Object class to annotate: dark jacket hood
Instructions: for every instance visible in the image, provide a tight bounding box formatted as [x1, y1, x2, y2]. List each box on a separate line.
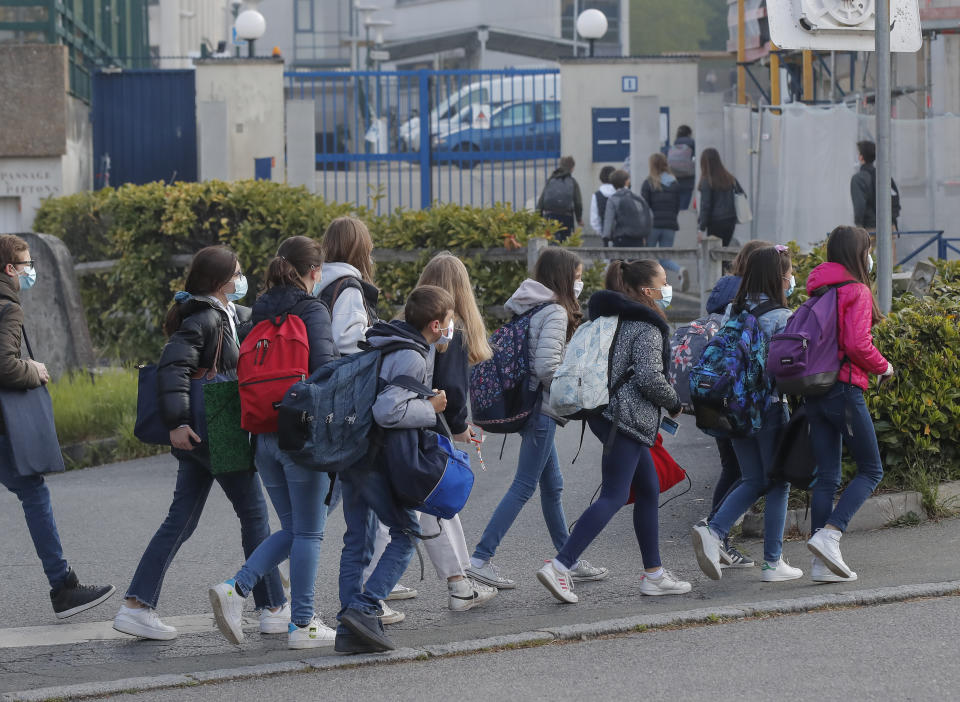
[252, 285, 313, 320]
[549, 167, 573, 180]
[365, 320, 429, 354]
[588, 290, 670, 337]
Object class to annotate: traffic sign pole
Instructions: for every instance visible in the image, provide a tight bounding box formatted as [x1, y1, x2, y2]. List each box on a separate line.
[877, 0, 894, 313]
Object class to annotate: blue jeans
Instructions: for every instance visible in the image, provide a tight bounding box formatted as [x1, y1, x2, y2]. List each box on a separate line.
[473, 412, 569, 562]
[234, 434, 328, 627]
[556, 416, 661, 570]
[0, 435, 70, 589]
[648, 227, 681, 273]
[677, 186, 694, 210]
[338, 466, 420, 617]
[806, 383, 884, 532]
[126, 453, 284, 610]
[710, 403, 790, 563]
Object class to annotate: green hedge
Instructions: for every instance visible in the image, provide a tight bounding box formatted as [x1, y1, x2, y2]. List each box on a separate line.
[34, 181, 572, 361]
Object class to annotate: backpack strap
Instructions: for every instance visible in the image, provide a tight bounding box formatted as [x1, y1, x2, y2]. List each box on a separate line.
[811, 281, 857, 383]
[747, 299, 785, 320]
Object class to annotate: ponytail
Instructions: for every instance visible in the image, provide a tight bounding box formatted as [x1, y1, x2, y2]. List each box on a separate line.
[264, 236, 323, 294]
[604, 259, 664, 319]
[163, 246, 238, 337]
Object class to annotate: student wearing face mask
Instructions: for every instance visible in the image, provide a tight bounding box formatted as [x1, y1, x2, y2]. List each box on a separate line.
[691, 246, 800, 584]
[209, 236, 340, 649]
[0, 235, 115, 620]
[115, 246, 285, 641]
[537, 260, 691, 604]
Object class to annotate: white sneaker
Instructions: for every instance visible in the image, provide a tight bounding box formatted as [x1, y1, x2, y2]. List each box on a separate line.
[811, 557, 858, 583]
[569, 559, 609, 582]
[379, 600, 405, 625]
[113, 605, 178, 641]
[465, 561, 516, 590]
[288, 617, 336, 649]
[208, 581, 246, 644]
[536, 562, 578, 604]
[761, 558, 804, 582]
[448, 578, 498, 612]
[385, 583, 418, 601]
[807, 528, 854, 578]
[639, 570, 692, 596]
[259, 602, 291, 634]
[691, 523, 723, 580]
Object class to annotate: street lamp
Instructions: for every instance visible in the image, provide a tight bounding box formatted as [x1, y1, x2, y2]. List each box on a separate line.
[364, 18, 393, 70]
[576, 9, 608, 58]
[354, 3, 379, 69]
[235, 9, 266, 58]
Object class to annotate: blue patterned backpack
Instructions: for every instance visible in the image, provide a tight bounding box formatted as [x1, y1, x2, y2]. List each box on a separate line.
[469, 303, 551, 434]
[688, 300, 782, 438]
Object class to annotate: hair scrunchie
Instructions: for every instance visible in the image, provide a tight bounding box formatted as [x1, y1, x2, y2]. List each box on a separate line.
[174, 291, 191, 303]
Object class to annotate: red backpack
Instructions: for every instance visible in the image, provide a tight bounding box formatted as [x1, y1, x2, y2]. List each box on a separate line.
[238, 305, 311, 434]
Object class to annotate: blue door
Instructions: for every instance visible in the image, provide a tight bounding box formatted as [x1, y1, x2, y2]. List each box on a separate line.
[93, 70, 197, 188]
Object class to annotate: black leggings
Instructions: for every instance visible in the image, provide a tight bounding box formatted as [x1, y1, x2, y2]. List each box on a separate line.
[707, 219, 738, 246]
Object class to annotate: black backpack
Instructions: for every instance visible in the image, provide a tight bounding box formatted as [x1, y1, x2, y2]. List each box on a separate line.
[318, 276, 379, 325]
[770, 404, 817, 489]
[594, 189, 610, 228]
[541, 176, 575, 214]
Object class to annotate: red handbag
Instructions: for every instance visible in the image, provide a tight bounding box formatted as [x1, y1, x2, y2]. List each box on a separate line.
[627, 433, 687, 505]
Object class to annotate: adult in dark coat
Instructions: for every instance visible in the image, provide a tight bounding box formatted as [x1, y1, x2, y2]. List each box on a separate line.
[0, 235, 115, 620]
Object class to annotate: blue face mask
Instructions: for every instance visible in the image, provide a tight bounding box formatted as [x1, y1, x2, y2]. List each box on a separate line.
[312, 280, 323, 297]
[786, 274, 796, 298]
[227, 274, 247, 302]
[18, 265, 36, 292]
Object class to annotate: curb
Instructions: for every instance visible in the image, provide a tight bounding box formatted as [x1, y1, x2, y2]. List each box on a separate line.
[5, 580, 959, 701]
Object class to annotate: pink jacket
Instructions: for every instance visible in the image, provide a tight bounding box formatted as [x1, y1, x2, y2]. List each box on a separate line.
[806, 262, 889, 391]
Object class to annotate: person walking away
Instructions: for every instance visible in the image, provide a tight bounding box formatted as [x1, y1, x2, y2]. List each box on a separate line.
[467, 248, 607, 588]
[538, 155, 583, 244]
[209, 236, 339, 649]
[537, 260, 691, 604]
[115, 246, 285, 641]
[669, 125, 697, 210]
[335, 286, 453, 654]
[701, 239, 771, 569]
[589, 165, 617, 240]
[602, 169, 653, 248]
[850, 140, 901, 260]
[804, 225, 892, 583]
[641, 153, 690, 291]
[697, 148, 740, 247]
[316, 217, 418, 618]
[0, 235, 115, 619]
[691, 246, 800, 583]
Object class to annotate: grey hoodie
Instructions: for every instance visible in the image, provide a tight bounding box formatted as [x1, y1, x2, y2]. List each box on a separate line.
[366, 320, 437, 430]
[317, 261, 369, 355]
[504, 279, 570, 424]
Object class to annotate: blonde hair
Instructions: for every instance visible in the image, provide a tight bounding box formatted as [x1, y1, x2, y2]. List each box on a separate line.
[648, 152, 670, 191]
[416, 253, 493, 365]
[321, 216, 375, 283]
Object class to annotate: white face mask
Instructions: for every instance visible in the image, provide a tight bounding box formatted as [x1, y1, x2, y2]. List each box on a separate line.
[573, 280, 584, 298]
[868, 254, 874, 273]
[439, 320, 455, 344]
[653, 284, 673, 310]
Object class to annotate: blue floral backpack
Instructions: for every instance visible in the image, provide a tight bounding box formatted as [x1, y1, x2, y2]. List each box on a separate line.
[688, 300, 782, 438]
[469, 303, 551, 434]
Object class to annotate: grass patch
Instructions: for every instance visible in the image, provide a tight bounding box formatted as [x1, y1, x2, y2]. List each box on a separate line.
[48, 367, 164, 469]
[886, 511, 923, 528]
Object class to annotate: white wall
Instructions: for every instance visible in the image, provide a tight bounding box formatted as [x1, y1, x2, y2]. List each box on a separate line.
[62, 97, 92, 196]
[0, 158, 64, 232]
[195, 59, 286, 182]
[560, 58, 700, 189]
[151, 0, 232, 69]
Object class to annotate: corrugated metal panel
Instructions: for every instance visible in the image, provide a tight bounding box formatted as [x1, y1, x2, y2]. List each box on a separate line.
[93, 69, 197, 188]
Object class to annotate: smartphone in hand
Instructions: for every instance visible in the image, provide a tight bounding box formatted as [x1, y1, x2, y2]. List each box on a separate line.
[660, 416, 680, 436]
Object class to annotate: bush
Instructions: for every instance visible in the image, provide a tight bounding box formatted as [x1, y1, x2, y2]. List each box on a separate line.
[35, 181, 565, 360]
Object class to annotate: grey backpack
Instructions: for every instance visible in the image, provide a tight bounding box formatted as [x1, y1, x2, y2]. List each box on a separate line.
[541, 176, 575, 214]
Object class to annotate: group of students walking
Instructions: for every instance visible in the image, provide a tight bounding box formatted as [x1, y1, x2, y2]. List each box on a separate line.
[0, 216, 890, 651]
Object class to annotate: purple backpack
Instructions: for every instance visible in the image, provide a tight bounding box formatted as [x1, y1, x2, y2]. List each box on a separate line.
[767, 282, 853, 396]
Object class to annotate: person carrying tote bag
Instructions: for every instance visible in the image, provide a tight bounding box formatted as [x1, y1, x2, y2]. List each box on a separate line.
[0, 234, 115, 620]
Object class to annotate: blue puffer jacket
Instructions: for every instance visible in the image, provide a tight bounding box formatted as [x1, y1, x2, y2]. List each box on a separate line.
[248, 286, 339, 373]
[706, 275, 741, 315]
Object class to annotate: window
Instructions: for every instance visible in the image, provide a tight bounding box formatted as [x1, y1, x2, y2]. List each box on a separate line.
[541, 102, 560, 121]
[0, 6, 48, 22]
[491, 104, 534, 128]
[295, 0, 314, 32]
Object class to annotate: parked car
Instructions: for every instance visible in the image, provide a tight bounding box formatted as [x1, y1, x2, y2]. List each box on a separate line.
[433, 100, 560, 168]
[398, 75, 560, 151]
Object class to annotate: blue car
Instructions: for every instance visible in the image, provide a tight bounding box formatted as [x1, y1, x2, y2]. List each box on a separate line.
[434, 101, 560, 168]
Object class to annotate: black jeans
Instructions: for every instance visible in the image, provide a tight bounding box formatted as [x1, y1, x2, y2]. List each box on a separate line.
[709, 437, 742, 520]
[707, 218, 738, 246]
[543, 212, 575, 243]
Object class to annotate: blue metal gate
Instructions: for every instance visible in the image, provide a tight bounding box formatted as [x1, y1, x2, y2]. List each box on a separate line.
[93, 69, 197, 189]
[285, 69, 561, 212]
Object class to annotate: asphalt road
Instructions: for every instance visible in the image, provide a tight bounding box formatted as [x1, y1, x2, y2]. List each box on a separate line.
[107, 595, 960, 702]
[1, 414, 959, 695]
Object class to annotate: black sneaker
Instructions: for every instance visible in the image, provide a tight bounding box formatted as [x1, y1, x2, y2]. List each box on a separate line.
[340, 607, 395, 652]
[724, 545, 756, 568]
[50, 569, 116, 619]
[334, 626, 380, 654]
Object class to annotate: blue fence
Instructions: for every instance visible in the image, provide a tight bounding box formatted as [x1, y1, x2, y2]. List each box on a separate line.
[895, 230, 960, 267]
[284, 68, 562, 212]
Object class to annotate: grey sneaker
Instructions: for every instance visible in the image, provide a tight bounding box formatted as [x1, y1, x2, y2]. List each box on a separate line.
[465, 561, 516, 590]
[721, 544, 755, 568]
[569, 559, 609, 582]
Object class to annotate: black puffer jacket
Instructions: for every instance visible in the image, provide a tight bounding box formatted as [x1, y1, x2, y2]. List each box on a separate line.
[698, 180, 739, 232]
[248, 286, 338, 374]
[432, 329, 469, 436]
[158, 298, 249, 431]
[641, 176, 681, 231]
